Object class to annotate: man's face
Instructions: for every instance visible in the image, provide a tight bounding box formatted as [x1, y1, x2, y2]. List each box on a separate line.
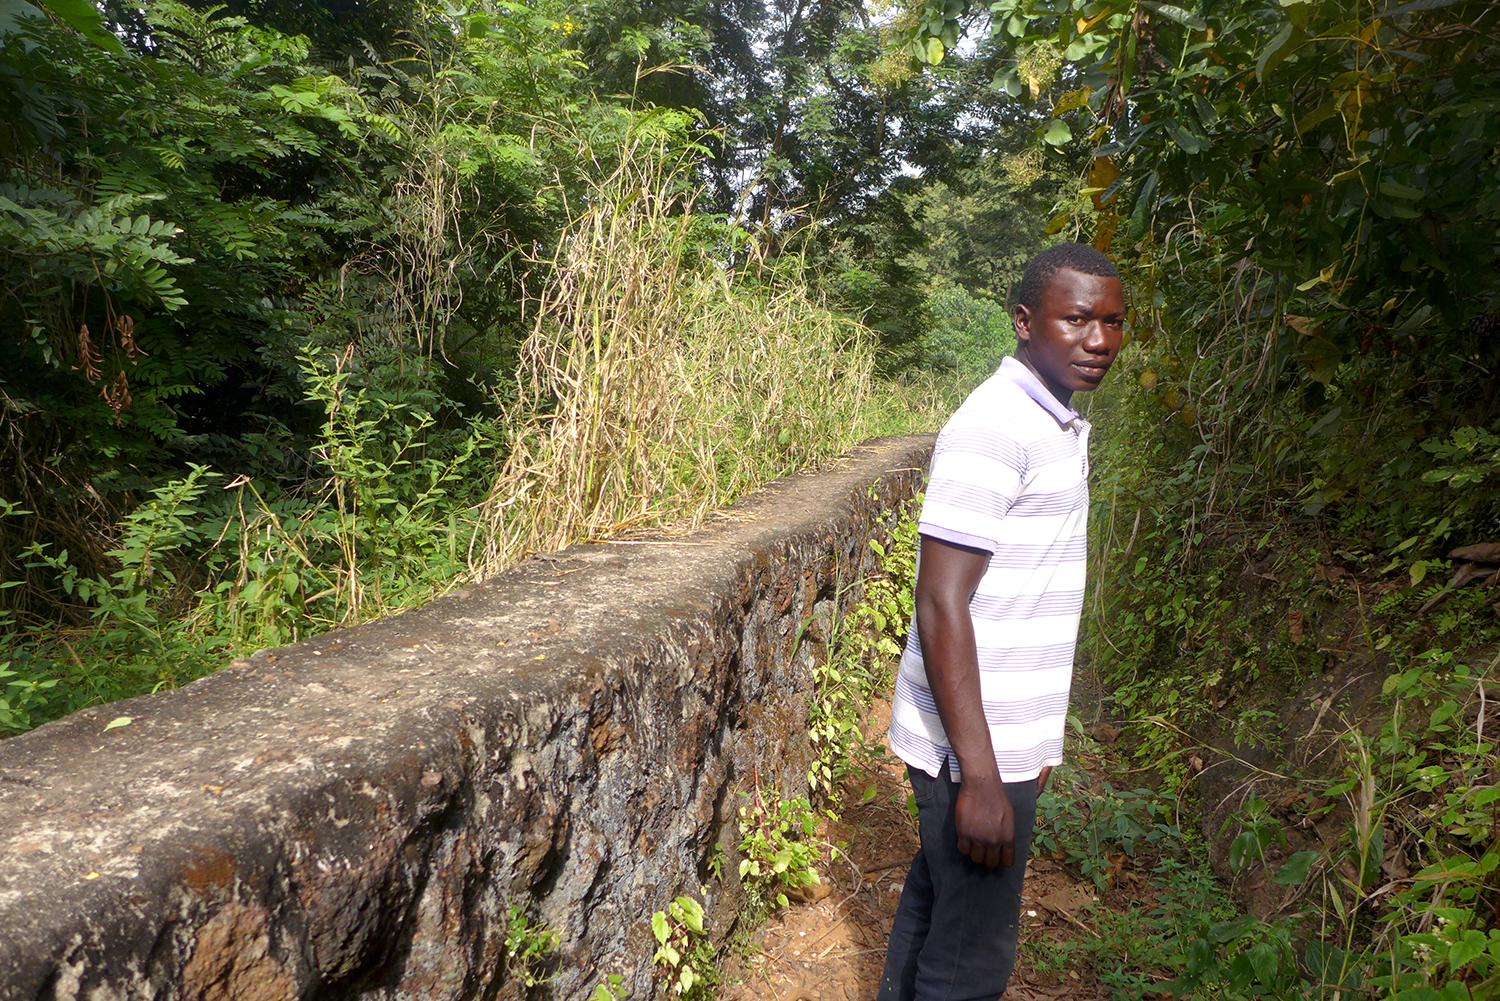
[1013, 267, 1125, 403]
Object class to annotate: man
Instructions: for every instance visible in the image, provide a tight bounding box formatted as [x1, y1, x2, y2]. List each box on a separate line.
[878, 242, 1125, 1001]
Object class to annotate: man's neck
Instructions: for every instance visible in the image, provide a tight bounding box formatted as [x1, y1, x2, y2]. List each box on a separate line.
[1014, 348, 1073, 407]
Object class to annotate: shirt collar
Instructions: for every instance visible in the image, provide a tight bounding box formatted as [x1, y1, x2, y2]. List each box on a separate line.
[996, 356, 1081, 426]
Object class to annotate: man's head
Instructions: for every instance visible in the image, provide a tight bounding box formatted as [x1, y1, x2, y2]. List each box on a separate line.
[1012, 242, 1125, 405]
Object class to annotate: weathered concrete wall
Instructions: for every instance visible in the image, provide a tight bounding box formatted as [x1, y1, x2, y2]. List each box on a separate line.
[0, 435, 934, 1001]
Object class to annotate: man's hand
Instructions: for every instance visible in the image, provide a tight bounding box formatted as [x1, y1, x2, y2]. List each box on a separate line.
[1038, 765, 1053, 794]
[955, 775, 1016, 868]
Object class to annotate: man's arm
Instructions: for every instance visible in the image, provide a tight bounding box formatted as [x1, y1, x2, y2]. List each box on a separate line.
[914, 534, 1016, 868]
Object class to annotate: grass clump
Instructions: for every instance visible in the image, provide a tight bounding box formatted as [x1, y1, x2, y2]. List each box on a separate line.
[477, 138, 893, 571]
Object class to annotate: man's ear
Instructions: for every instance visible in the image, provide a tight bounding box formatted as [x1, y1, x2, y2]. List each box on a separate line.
[1013, 303, 1032, 343]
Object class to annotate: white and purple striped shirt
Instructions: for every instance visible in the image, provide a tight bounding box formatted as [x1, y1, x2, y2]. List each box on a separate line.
[889, 356, 1091, 783]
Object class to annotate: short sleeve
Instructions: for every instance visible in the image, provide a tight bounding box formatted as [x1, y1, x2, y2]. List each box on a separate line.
[917, 422, 1026, 554]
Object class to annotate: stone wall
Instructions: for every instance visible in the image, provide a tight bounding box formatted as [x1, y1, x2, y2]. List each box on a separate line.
[0, 435, 934, 1001]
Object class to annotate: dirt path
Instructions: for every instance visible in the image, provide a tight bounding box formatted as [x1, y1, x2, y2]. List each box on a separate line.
[718, 699, 1138, 1001]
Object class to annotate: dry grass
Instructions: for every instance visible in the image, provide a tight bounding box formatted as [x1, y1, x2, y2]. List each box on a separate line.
[473, 139, 929, 573]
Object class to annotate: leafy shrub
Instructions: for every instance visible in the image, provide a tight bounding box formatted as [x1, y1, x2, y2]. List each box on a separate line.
[503, 901, 559, 990]
[737, 790, 828, 915]
[918, 281, 1017, 388]
[808, 511, 917, 799]
[1033, 759, 1184, 892]
[651, 896, 715, 998]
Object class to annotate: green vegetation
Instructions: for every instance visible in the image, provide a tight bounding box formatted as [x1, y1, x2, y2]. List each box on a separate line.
[1033, 761, 1185, 894]
[503, 900, 560, 990]
[736, 790, 829, 916]
[589, 972, 630, 1001]
[1031, 644, 1500, 999]
[892, 1, 1500, 996]
[809, 514, 918, 800]
[652, 895, 715, 998]
[905, 0, 1500, 576]
[1025, 757, 1247, 997]
[1, 0, 1003, 732]
[637, 505, 919, 991]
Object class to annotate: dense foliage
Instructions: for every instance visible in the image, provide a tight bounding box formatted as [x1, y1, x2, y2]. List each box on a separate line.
[3, 0, 1036, 732]
[1, 0, 595, 596]
[904, 2, 1500, 997]
[911, 0, 1500, 552]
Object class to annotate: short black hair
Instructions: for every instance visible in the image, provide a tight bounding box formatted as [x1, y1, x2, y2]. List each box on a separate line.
[1014, 242, 1118, 310]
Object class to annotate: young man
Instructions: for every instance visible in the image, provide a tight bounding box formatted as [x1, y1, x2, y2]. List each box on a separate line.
[878, 242, 1125, 1001]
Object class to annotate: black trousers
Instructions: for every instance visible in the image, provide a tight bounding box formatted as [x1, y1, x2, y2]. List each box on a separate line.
[876, 765, 1039, 1001]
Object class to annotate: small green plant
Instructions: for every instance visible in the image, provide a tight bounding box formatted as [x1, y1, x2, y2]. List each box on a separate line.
[0, 494, 57, 731]
[1230, 705, 1281, 749]
[1028, 772, 1323, 998]
[705, 842, 726, 882]
[808, 512, 917, 800]
[1032, 762, 1182, 892]
[1121, 642, 1499, 1000]
[737, 786, 828, 913]
[5, 469, 233, 727]
[0, 659, 57, 734]
[1166, 912, 1307, 998]
[503, 900, 558, 989]
[651, 895, 715, 998]
[589, 973, 629, 1000]
[1221, 797, 1287, 875]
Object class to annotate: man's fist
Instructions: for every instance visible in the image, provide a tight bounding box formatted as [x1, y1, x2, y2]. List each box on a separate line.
[954, 776, 1016, 868]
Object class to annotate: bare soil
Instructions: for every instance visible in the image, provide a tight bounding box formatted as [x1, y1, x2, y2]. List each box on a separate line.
[718, 698, 1152, 1001]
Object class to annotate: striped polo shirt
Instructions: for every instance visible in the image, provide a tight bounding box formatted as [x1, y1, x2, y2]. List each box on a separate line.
[889, 356, 1091, 783]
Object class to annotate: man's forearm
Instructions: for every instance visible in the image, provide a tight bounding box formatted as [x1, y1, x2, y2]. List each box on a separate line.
[916, 592, 997, 782]
[913, 534, 1016, 866]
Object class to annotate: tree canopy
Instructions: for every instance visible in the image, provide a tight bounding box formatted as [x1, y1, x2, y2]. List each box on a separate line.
[904, 0, 1500, 553]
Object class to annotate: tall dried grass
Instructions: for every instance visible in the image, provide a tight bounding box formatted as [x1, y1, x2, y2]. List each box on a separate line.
[474, 141, 893, 573]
